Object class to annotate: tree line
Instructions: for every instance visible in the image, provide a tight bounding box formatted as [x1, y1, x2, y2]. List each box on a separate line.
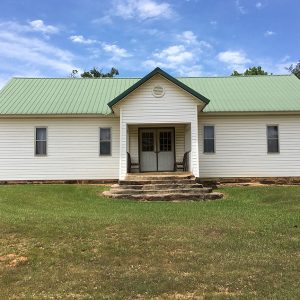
[70, 61, 300, 79]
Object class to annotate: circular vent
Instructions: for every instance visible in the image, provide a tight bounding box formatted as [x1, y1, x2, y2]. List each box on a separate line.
[152, 85, 165, 97]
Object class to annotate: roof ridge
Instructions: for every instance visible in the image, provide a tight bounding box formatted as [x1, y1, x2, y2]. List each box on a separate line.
[11, 74, 293, 80]
[11, 77, 142, 80]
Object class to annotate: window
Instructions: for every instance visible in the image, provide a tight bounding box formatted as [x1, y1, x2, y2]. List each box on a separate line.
[35, 127, 47, 156]
[204, 125, 215, 153]
[159, 131, 172, 151]
[100, 128, 111, 155]
[267, 125, 279, 153]
[142, 132, 154, 152]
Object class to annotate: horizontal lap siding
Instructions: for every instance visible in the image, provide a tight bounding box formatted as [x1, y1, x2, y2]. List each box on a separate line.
[120, 74, 198, 124]
[0, 118, 120, 180]
[199, 115, 300, 177]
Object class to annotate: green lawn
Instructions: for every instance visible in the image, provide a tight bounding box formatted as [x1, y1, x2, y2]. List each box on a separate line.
[0, 185, 299, 299]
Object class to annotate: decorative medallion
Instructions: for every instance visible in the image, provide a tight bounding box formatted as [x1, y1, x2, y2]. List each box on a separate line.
[152, 85, 165, 97]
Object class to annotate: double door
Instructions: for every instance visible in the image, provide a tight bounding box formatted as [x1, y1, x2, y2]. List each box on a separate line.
[139, 128, 175, 172]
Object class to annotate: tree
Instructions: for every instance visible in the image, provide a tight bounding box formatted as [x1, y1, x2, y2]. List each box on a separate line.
[231, 66, 268, 76]
[70, 67, 119, 78]
[287, 61, 300, 79]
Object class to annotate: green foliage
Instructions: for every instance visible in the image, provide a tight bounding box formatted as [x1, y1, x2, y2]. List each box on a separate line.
[0, 185, 300, 299]
[231, 70, 242, 76]
[287, 61, 300, 79]
[70, 67, 119, 78]
[231, 66, 268, 76]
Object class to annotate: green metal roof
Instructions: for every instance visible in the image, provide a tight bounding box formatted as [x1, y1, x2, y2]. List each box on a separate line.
[0, 70, 300, 115]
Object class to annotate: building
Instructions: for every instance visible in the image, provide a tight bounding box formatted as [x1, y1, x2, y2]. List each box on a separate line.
[0, 67, 300, 182]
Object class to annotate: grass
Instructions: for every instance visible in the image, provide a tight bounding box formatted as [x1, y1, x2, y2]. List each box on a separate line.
[0, 184, 299, 299]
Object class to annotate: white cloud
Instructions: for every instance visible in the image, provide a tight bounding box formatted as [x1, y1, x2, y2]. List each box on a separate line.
[264, 30, 275, 37]
[153, 45, 194, 64]
[112, 0, 174, 20]
[70, 35, 97, 44]
[29, 20, 59, 34]
[217, 50, 251, 65]
[102, 43, 132, 58]
[142, 30, 212, 76]
[177, 31, 212, 49]
[0, 21, 78, 84]
[256, 2, 262, 8]
[217, 50, 251, 72]
[177, 31, 198, 45]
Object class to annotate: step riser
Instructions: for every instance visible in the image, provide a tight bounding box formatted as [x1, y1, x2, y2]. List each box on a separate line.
[103, 191, 223, 201]
[119, 179, 196, 185]
[112, 183, 204, 190]
[109, 188, 213, 195]
[125, 175, 194, 181]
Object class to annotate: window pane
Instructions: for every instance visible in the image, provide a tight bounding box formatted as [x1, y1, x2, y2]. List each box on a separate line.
[36, 128, 46, 140]
[204, 139, 214, 153]
[100, 128, 111, 141]
[268, 139, 279, 153]
[204, 126, 214, 139]
[160, 131, 171, 152]
[100, 141, 111, 155]
[36, 141, 47, 155]
[142, 132, 154, 152]
[267, 126, 278, 139]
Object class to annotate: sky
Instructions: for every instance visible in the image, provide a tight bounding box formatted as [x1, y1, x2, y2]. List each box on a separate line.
[0, 0, 299, 87]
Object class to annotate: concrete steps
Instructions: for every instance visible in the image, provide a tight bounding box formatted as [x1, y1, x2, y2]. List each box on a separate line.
[103, 173, 223, 201]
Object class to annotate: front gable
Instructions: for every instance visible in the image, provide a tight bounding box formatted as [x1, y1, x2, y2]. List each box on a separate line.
[108, 67, 210, 114]
[115, 73, 206, 124]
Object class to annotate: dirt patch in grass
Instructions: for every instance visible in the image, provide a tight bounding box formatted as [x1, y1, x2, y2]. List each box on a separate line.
[0, 253, 28, 268]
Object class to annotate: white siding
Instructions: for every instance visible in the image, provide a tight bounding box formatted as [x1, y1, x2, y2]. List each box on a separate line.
[0, 117, 120, 180]
[117, 74, 201, 178]
[199, 114, 300, 177]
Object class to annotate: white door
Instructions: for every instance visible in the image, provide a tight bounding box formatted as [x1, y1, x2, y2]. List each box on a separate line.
[140, 129, 157, 172]
[157, 129, 174, 171]
[139, 128, 175, 172]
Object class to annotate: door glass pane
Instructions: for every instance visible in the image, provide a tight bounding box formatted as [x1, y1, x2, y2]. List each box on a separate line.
[160, 131, 171, 151]
[142, 132, 154, 152]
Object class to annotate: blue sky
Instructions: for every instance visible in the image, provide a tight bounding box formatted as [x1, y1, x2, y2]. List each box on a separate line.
[0, 0, 299, 87]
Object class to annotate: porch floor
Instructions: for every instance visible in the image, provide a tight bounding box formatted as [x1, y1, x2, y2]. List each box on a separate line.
[127, 171, 192, 177]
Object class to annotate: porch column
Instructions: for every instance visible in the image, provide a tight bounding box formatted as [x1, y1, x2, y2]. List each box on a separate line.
[190, 115, 200, 178]
[119, 109, 128, 180]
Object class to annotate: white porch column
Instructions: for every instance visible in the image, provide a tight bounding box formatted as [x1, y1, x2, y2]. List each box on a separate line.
[190, 112, 200, 178]
[119, 109, 128, 180]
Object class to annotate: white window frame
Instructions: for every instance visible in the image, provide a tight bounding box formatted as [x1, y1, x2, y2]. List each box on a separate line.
[203, 125, 215, 154]
[266, 124, 280, 154]
[34, 127, 48, 157]
[99, 127, 112, 156]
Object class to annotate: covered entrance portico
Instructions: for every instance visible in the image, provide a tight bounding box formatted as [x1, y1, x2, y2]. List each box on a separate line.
[126, 124, 191, 173]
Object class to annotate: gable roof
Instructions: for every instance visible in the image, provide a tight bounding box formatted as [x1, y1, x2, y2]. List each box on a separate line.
[0, 70, 300, 115]
[107, 67, 210, 108]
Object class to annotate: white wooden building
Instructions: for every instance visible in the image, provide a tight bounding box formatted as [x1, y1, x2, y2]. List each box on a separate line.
[0, 67, 300, 181]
